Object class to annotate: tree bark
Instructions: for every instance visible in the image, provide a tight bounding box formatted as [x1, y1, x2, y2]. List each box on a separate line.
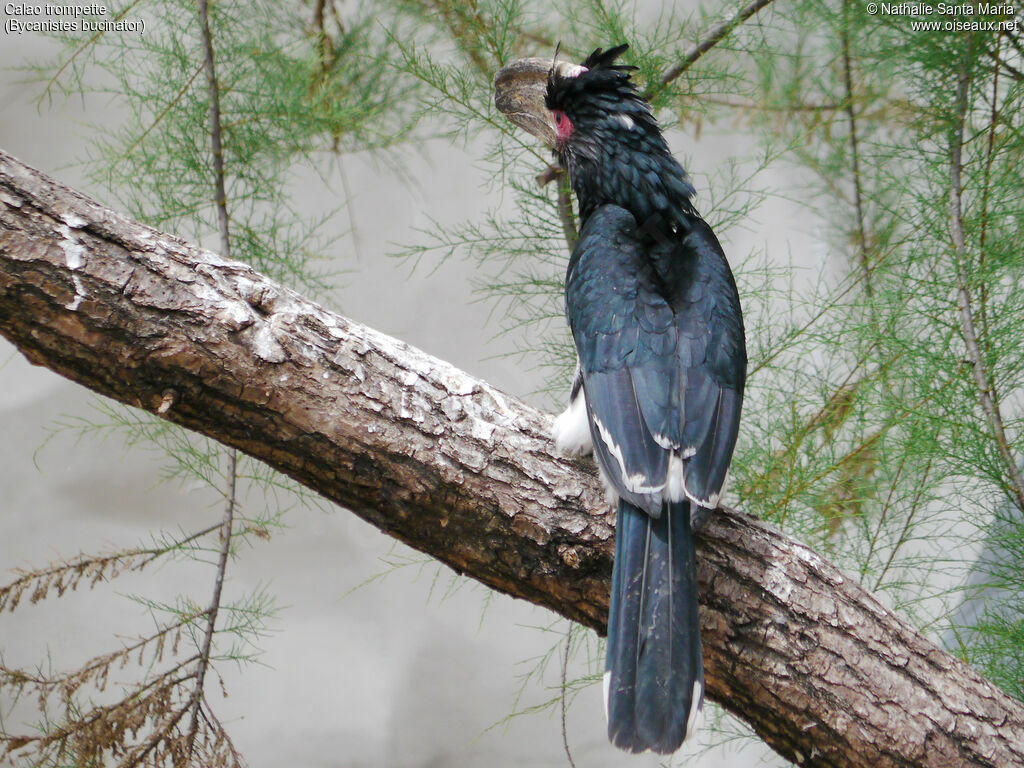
[1, 149, 1022, 767]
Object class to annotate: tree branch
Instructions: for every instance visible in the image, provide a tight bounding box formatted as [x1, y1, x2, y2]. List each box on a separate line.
[197, 0, 231, 255]
[948, 58, 1024, 517]
[185, 2, 238, 757]
[1, 149, 1023, 767]
[657, 0, 778, 88]
[839, 0, 873, 301]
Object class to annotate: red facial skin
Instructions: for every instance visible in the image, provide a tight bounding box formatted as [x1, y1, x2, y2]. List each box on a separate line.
[551, 109, 573, 143]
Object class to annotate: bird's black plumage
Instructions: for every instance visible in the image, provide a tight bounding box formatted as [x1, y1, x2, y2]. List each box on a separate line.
[547, 45, 746, 754]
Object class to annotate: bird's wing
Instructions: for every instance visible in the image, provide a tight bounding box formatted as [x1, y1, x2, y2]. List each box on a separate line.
[566, 205, 745, 515]
[672, 215, 746, 508]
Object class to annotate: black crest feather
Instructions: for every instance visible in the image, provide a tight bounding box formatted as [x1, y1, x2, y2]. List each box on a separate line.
[546, 43, 639, 114]
[544, 42, 698, 249]
[582, 44, 636, 73]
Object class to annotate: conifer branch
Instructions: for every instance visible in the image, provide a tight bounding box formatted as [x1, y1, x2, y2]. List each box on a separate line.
[555, 173, 577, 253]
[559, 628, 577, 768]
[948, 56, 1024, 517]
[839, 0, 872, 300]
[124, 64, 205, 159]
[657, 0, 778, 88]
[0, 524, 219, 613]
[197, 0, 231, 260]
[38, 0, 144, 103]
[184, 450, 237, 759]
[977, 35, 1002, 355]
[185, 0, 239, 758]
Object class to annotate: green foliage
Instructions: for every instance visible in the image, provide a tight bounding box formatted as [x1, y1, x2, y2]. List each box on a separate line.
[37, 0, 417, 293]
[385, 0, 1024, 760]
[4, 0, 1024, 764]
[4, 1, 422, 764]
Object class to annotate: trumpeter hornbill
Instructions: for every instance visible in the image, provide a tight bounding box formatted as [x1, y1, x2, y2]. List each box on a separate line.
[544, 45, 747, 754]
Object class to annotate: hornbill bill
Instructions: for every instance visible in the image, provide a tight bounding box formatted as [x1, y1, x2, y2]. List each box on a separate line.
[501, 45, 747, 754]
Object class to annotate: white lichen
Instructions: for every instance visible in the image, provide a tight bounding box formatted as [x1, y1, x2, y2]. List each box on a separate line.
[58, 224, 87, 310]
[251, 321, 286, 363]
[60, 212, 87, 229]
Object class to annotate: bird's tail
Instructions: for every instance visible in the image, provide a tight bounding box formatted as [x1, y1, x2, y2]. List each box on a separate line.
[605, 498, 704, 754]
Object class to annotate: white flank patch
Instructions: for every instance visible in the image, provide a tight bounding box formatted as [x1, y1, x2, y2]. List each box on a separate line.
[613, 113, 635, 130]
[597, 467, 621, 505]
[665, 454, 685, 502]
[552, 390, 592, 456]
[684, 680, 705, 742]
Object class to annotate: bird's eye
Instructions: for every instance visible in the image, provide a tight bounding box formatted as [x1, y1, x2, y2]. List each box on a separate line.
[552, 109, 573, 140]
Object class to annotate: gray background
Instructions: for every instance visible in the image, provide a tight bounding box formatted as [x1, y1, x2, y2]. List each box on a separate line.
[0, 20, 800, 768]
